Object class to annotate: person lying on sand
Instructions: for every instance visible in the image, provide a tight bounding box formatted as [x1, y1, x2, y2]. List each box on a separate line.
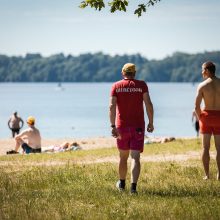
[144, 136, 175, 144]
[7, 141, 81, 154]
[42, 142, 81, 153]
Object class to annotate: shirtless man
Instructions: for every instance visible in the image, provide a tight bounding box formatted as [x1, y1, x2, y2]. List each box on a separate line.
[14, 116, 41, 154]
[195, 61, 220, 180]
[8, 112, 24, 137]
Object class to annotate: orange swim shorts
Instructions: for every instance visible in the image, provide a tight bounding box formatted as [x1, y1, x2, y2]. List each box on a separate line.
[199, 110, 220, 135]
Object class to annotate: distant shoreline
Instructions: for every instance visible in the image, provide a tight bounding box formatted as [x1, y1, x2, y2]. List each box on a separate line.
[1, 51, 219, 83]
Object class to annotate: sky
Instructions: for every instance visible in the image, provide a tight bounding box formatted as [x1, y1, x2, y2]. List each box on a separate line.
[0, 0, 220, 60]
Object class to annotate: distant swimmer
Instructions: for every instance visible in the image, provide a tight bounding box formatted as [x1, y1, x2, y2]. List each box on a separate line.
[194, 61, 220, 180]
[55, 82, 64, 91]
[8, 112, 24, 138]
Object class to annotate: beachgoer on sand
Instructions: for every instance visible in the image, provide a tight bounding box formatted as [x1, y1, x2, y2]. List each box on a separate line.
[144, 136, 175, 144]
[43, 142, 81, 153]
[195, 61, 220, 180]
[8, 111, 24, 138]
[109, 63, 154, 193]
[12, 116, 41, 154]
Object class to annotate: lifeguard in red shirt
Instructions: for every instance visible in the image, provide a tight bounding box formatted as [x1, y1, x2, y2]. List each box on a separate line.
[109, 63, 154, 194]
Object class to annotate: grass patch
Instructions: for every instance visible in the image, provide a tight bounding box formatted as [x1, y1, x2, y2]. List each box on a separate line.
[0, 138, 219, 219]
[1, 162, 220, 220]
[0, 138, 212, 163]
[143, 138, 202, 155]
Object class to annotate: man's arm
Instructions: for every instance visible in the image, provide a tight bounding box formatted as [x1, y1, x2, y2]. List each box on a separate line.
[109, 96, 119, 138]
[14, 130, 28, 152]
[20, 118, 24, 129]
[8, 119, 11, 129]
[192, 111, 194, 122]
[195, 85, 203, 118]
[143, 92, 154, 132]
[15, 130, 27, 141]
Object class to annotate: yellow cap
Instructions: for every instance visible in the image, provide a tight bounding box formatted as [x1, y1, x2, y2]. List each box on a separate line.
[27, 116, 35, 125]
[122, 63, 136, 73]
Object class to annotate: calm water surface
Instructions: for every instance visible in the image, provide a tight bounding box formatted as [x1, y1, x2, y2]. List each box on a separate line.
[0, 82, 198, 138]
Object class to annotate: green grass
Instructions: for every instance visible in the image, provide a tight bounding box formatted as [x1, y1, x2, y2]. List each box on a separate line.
[143, 138, 202, 154]
[0, 138, 220, 220]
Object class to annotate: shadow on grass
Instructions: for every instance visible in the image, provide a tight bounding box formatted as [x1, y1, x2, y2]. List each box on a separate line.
[141, 186, 220, 197]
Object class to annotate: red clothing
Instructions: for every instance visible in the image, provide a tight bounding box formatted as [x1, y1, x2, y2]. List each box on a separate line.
[111, 79, 148, 128]
[199, 110, 220, 135]
[116, 127, 145, 152]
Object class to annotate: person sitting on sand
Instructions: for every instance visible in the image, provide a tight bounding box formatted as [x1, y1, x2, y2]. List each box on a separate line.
[14, 116, 41, 154]
[144, 136, 175, 144]
[43, 142, 80, 153]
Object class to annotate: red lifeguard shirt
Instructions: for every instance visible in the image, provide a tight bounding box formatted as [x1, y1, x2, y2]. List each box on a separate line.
[110, 79, 149, 128]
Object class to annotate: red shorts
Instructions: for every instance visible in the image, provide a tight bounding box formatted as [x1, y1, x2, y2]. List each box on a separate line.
[199, 110, 220, 135]
[116, 127, 145, 152]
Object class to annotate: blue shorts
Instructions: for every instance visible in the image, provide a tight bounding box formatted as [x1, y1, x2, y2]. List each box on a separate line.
[21, 143, 41, 154]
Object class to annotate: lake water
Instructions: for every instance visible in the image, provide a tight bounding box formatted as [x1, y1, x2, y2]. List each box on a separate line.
[0, 82, 199, 139]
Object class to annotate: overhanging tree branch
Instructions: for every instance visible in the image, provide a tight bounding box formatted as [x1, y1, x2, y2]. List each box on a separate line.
[79, 0, 161, 17]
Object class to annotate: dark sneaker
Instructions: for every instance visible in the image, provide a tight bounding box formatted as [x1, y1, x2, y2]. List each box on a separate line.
[130, 189, 138, 194]
[6, 150, 18, 155]
[116, 180, 125, 191]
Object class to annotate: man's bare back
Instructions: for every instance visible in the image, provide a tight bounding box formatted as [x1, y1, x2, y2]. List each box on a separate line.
[19, 127, 41, 149]
[199, 77, 220, 110]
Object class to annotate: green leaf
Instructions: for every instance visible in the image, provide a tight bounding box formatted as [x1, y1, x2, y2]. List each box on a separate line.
[79, 0, 105, 11]
[80, 0, 161, 17]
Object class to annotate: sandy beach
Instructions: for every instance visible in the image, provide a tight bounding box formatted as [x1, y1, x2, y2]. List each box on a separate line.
[0, 137, 116, 156]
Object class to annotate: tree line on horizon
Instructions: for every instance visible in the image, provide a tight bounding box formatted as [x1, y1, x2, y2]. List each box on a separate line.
[0, 51, 219, 82]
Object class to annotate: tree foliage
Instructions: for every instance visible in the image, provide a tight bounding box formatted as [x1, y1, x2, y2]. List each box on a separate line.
[0, 51, 219, 82]
[79, 0, 161, 17]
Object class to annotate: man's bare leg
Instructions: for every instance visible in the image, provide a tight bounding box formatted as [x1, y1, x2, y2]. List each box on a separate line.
[116, 149, 129, 190]
[202, 134, 211, 179]
[14, 138, 23, 152]
[214, 135, 220, 180]
[130, 150, 141, 183]
[119, 149, 129, 180]
[130, 150, 140, 193]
